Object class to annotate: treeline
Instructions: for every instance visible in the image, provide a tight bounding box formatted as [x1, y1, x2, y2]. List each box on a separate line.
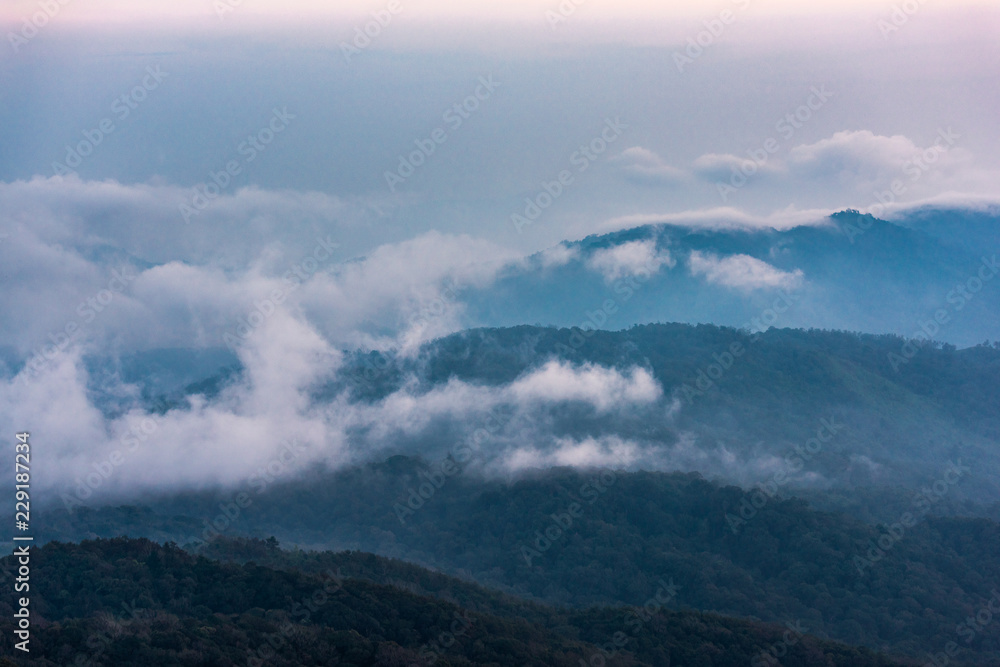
[34, 464, 1000, 664]
[0, 537, 911, 667]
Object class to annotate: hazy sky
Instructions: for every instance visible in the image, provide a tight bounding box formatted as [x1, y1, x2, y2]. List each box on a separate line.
[2, 0, 992, 21]
[2, 0, 999, 496]
[2, 3, 998, 254]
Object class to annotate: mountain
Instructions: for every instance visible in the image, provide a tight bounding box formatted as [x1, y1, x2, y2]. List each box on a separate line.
[77, 321, 1000, 504]
[0, 537, 909, 667]
[31, 465, 1000, 664]
[462, 208, 1000, 348]
[314, 323, 1000, 500]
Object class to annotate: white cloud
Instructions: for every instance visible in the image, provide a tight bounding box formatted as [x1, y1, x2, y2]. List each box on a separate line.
[501, 435, 641, 472]
[613, 146, 687, 186]
[0, 334, 665, 499]
[0, 175, 519, 356]
[865, 192, 1000, 219]
[508, 361, 661, 413]
[0, 308, 345, 498]
[537, 242, 579, 268]
[300, 230, 518, 354]
[586, 239, 675, 282]
[688, 250, 804, 291]
[692, 152, 783, 181]
[0, 175, 381, 269]
[785, 129, 980, 195]
[600, 205, 835, 235]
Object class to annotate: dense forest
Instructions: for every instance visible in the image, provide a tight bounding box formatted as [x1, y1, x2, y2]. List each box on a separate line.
[335, 324, 1000, 499]
[33, 464, 1000, 664]
[17, 325, 1000, 664]
[137, 324, 1000, 504]
[0, 538, 914, 666]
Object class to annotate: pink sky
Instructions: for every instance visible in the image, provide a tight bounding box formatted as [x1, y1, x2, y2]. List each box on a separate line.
[0, 0, 993, 23]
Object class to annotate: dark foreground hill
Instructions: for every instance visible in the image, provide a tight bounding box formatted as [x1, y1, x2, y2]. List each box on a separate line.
[0, 538, 910, 667]
[32, 465, 1000, 664]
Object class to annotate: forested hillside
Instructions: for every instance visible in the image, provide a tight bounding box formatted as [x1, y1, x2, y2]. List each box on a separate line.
[33, 465, 1000, 664]
[0, 538, 911, 667]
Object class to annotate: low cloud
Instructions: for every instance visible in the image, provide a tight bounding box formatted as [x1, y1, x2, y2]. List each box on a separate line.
[688, 250, 804, 291]
[787, 130, 927, 186]
[613, 146, 687, 186]
[500, 435, 642, 472]
[537, 243, 579, 269]
[600, 206, 835, 235]
[692, 152, 784, 181]
[508, 361, 662, 413]
[1, 317, 665, 501]
[586, 239, 675, 282]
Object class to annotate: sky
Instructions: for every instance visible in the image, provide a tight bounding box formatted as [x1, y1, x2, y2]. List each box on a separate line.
[1, 0, 999, 499]
[2, 0, 992, 21]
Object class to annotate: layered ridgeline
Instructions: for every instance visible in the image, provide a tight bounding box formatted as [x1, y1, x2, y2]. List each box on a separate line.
[0, 538, 908, 667]
[328, 323, 1000, 500]
[87, 323, 1000, 502]
[462, 207, 1000, 348]
[35, 466, 1000, 664]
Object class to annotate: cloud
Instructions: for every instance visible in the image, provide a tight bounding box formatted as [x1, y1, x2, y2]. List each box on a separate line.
[873, 192, 1000, 219]
[613, 146, 687, 186]
[346, 360, 663, 447]
[586, 239, 675, 282]
[508, 361, 661, 413]
[688, 250, 804, 290]
[0, 176, 519, 356]
[300, 230, 518, 354]
[692, 152, 784, 182]
[536, 243, 579, 269]
[500, 435, 641, 472]
[0, 285, 666, 499]
[0, 175, 383, 269]
[1, 307, 345, 499]
[785, 129, 978, 192]
[600, 205, 835, 235]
